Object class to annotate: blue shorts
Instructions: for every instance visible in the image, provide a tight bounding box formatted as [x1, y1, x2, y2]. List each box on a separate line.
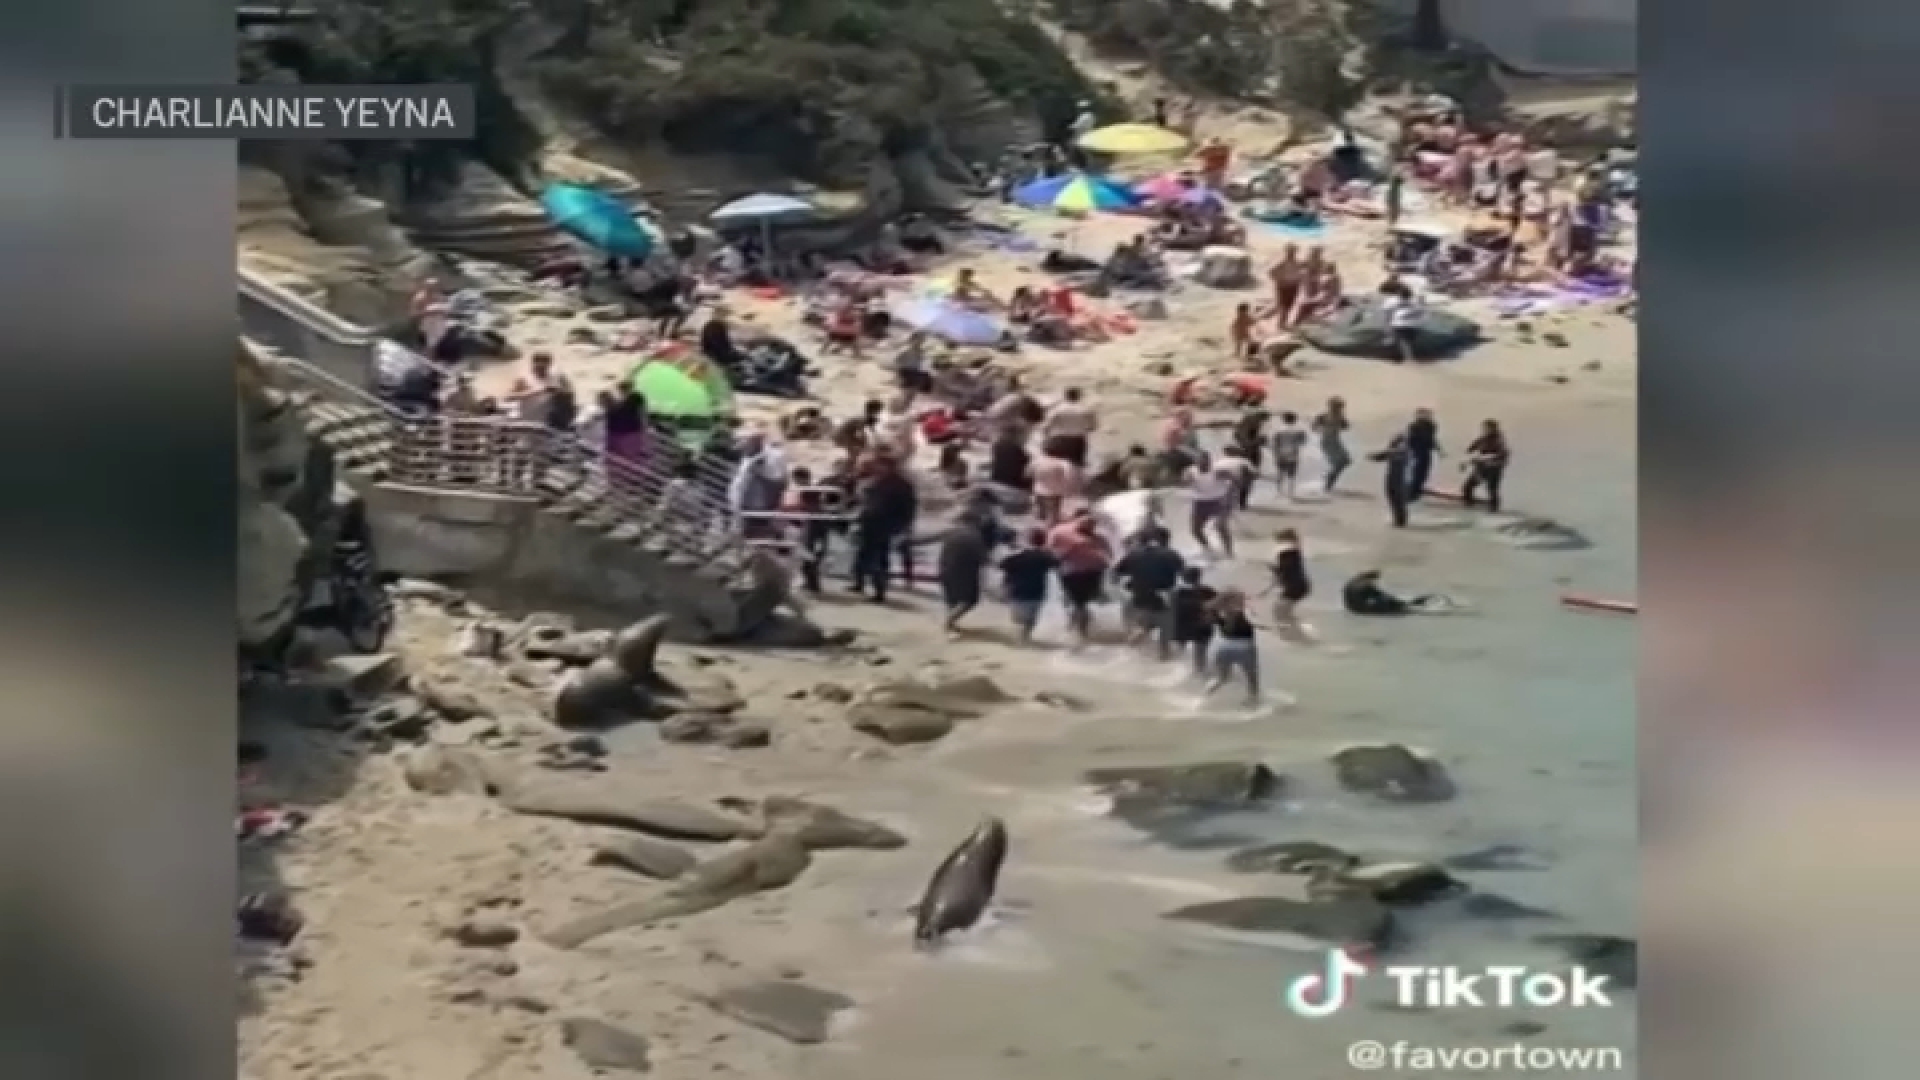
[1008, 599, 1044, 631]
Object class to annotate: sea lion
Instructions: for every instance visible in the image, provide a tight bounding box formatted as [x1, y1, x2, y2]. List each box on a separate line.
[913, 818, 1008, 948]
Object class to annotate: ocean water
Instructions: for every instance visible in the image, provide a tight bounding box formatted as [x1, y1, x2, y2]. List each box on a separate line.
[792, 398, 1637, 1080]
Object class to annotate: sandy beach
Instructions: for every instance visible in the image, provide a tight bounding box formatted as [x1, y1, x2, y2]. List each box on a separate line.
[239, 156, 1637, 1078]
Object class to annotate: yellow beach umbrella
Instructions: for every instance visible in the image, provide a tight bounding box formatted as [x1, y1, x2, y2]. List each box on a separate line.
[1076, 123, 1189, 155]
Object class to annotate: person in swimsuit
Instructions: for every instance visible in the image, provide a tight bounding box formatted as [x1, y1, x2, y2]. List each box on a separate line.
[1203, 588, 1262, 705]
[1269, 245, 1305, 328]
[1264, 528, 1311, 634]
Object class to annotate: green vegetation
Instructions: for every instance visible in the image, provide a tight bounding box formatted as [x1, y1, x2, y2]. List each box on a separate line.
[242, 0, 1109, 194]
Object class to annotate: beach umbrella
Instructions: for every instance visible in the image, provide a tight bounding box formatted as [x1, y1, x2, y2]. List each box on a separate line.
[710, 193, 816, 255]
[628, 355, 735, 421]
[1077, 123, 1188, 155]
[539, 183, 656, 260]
[895, 296, 1006, 346]
[1133, 171, 1198, 202]
[1010, 172, 1140, 214]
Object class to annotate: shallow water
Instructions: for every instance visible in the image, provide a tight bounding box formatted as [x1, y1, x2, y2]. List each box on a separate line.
[794, 400, 1637, 1079]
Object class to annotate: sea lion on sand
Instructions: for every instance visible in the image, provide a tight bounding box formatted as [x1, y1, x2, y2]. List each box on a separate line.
[914, 818, 1008, 948]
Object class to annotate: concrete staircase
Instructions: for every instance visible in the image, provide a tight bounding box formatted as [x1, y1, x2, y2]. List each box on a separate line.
[238, 270, 786, 641]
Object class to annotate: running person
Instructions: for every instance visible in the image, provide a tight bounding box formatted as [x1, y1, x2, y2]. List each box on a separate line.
[997, 527, 1059, 644]
[1169, 566, 1219, 677]
[1264, 528, 1311, 635]
[1203, 589, 1262, 705]
[1047, 511, 1113, 645]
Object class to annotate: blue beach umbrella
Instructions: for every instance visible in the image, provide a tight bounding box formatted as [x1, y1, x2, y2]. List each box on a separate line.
[1011, 172, 1140, 214]
[539, 183, 656, 260]
[895, 296, 1006, 346]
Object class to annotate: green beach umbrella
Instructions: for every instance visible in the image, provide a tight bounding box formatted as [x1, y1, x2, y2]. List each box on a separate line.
[628, 355, 734, 420]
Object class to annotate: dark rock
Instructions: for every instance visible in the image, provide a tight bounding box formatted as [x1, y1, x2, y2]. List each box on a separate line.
[703, 979, 854, 1044]
[925, 674, 1017, 705]
[591, 835, 698, 880]
[562, 1016, 652, 1072]
[1441, 844, 1549, 872]
[1085, 762, 1282, 810]
[448, 918, 519, 948]
[324, 653, 405, 698]
[1163, 895, 1394, 948]
[659, 712, 770, 748]
[1333, 861, 1464, 907]
[1330, 745, 1455, 803]
[360, 696, 433, 741]
[1459, 892, 1561, 920]
[758, 796, 906, 851]
[523, 631, 610, 666]
[1490, 516, 1592, 551]
[552, 658, 647, 729]
[1501, 1020, 1547, 1037]
[499, 777, 755, 841]
[565, 734, 608, 757]
[849, 704, 955, 744]
[1533, 933, 1637, 987]
[1225, 840, 1358, 876]
[860, 675, 1004, 716]
[609, 616, 670, 681]
[811, 682, 854, 704]
[402, 745, 494, 796]
[542, 834, 812, 948]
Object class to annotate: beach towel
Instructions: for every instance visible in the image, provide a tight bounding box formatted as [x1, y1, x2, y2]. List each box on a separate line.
[1261, 221, 1330, 240]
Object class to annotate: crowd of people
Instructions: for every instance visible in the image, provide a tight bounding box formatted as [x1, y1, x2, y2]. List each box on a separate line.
[350, 92, 1619, 713]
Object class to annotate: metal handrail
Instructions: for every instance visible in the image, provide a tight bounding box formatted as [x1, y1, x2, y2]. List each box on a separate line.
[252, 345, 758, 569]
[238, 269, 377, 347]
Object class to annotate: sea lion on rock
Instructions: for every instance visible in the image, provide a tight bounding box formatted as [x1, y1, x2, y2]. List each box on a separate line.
[914, 818, 1008, 948]
[610, 615, 671, 682]
[552, 658, 648, 729]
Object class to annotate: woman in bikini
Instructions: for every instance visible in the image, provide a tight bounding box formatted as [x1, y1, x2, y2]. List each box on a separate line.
[1269, 246, 1306, 329]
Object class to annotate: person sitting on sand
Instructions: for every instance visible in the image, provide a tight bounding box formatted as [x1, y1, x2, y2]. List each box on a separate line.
[950, 267, 999, 311]
[1007, 286, 1042, 325]
[822, 299, 865, 356]
[1342, 569, 1436, 617]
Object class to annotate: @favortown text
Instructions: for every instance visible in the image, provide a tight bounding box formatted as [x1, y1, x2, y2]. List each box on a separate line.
[1346, 1040, 1626, 1072]
[1287, 951, 1616, 1017]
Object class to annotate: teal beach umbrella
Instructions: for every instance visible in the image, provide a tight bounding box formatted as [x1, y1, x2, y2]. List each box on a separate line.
[540, 183, 656, 260]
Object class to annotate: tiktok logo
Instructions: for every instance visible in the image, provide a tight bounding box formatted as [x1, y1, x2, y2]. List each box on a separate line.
[1285, 949, 1370, 1017]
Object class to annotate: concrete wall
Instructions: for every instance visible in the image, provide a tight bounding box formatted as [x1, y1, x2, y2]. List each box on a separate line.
[238, 270, 378, 390]
[1380, 0, 1637, 76]
[364, 481, 741, 639]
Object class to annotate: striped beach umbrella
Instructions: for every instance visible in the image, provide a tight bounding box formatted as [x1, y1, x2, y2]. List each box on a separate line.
[1010, 172, 1141, 214]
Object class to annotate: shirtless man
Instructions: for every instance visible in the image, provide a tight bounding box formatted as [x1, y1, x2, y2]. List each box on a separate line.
[1269, 246, 1306, 329]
